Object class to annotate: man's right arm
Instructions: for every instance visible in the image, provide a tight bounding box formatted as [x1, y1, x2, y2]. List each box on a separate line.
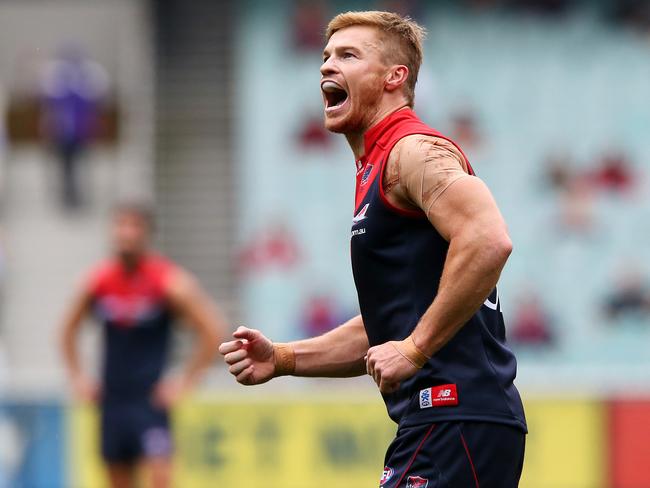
[219, 315, 368, 385]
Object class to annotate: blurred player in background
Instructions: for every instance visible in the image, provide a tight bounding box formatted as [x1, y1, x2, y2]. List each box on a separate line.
[60, 202, 225, 488]
[221, 11, 526, 487]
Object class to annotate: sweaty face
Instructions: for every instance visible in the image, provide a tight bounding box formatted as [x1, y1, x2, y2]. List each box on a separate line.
[320, 26, 389, 134]
[112, 212, 150, 259]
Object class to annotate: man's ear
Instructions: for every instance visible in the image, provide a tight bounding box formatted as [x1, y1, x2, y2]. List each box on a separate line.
[385, 65, 409, 93]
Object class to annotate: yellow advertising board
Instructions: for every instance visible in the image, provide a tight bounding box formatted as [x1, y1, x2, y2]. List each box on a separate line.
[69, 397, 396, 488]
[519, 399, 606, 488]
[68, 404, 108, 488]
[174, 399, 395, 487]
[69, 397, 607, 488]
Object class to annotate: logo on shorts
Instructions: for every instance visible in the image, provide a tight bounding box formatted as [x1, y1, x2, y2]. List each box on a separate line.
[142, 427, 172, 457]
[419, 384, 459, 409]
[406, 475, 429, 488]
[380, 466, 394, 486]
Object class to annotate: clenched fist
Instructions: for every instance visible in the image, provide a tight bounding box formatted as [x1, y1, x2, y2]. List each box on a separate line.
[365, 341, 421, 394]
[218, 326, 276, 385]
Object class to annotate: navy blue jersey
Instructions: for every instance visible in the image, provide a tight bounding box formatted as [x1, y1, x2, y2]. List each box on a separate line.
[350, 109, 526, 432]
[86, 255, 175, 402]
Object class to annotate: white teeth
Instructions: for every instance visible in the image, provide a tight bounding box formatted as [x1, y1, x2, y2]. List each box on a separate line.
[322, 81, 343, 93]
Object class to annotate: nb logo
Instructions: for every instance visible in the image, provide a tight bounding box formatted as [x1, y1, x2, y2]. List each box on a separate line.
[437, 389, 452, 398]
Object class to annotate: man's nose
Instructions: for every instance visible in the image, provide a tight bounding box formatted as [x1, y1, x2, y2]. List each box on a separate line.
[320, 57, 337, 77]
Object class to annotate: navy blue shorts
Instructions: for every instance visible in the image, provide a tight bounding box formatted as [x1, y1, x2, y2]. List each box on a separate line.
[379, 421, 525, 488]
[100, 401, 173, 464]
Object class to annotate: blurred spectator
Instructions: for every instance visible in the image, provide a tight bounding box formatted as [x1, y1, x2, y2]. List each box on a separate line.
[543, 151, 574, 191]
[0, 81, 6, 192]
[464, 0, 502, 11]
[299, 293, 340, 337]
[603, 267, 650, 320]
[558, 177, 595, 234]
[587, 150, 635, 195]
[508, 0, 572, 16]
[297, 113, 333, 149]
[0, 226, 5, 290]
[450, 107, 482, 152]
[510, 290, 555, 347]
[463, 0, 572, 15]
[292, 0, 328, 50]
[608, 0, 650, 34]
[378, 0, 426, 20]
[239, 221, 301, 274]
[39, 45, 108, 209]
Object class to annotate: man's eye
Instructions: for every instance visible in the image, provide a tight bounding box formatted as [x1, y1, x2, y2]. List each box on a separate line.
[343, 52, 356, 59]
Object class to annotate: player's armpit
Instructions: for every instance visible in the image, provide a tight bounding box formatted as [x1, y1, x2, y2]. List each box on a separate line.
[393, 135, 471, 215]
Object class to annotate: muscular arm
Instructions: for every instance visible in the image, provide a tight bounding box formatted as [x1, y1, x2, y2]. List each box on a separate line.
[412, 176, 511, 354]
[388, 135, 511, 355]
[367, 136, 512, 392]
[219, 315, 369, 386]
[291, 314, 368, 377]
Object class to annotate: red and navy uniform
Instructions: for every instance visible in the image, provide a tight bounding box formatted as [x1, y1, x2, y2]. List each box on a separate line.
[86, 254, 176, 462]
[350, 109, 526, 487]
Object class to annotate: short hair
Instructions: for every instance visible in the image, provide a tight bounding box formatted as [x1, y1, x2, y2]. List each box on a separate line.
[325, 11, 426, 107]
[113, 200, 156, 231]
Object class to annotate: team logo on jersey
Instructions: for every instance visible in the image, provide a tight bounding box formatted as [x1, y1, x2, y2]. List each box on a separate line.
[380, 466, 394, 486]
[352, 203, 370, 225]
[97, 295, 162, 327]
[406, 475, 429, 488]
[360, 164, 374, 186]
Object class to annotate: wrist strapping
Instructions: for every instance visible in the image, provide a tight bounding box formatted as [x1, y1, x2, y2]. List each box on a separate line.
[273, 343, 296, 376]
[393, 335, 431, 369]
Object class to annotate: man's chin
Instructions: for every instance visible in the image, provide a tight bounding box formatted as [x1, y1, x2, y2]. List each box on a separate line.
[323, 114, 354, 134]
[117, 249, 144, 263]
[324, 122, 345, 134]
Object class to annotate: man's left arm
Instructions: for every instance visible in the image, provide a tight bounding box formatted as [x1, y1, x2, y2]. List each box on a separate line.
[411, 175, 512, 352]
[366, 137, 512, 393]
[154, 269, 227, 407]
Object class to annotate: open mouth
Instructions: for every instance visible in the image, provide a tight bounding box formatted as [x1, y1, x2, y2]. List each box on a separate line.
[321, 80, 349, 110]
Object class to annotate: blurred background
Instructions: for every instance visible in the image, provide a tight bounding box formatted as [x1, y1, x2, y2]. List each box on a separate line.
[0, 0, 649, 486]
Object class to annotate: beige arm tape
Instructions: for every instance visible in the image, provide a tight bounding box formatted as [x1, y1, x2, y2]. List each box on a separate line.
[400, 136, 471, 215]
[273, 343, 296, 376]
[391, 336, 431, 369]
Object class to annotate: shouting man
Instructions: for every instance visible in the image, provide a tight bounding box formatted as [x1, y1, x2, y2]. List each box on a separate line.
[220, 11, 526, 487]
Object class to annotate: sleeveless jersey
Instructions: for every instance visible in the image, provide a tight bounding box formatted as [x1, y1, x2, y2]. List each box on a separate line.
[350, 109, 526, 432]
[86, 254, 176, 402]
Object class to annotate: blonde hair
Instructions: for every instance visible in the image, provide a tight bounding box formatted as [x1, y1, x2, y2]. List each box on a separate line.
[325, 11, 426, 107]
